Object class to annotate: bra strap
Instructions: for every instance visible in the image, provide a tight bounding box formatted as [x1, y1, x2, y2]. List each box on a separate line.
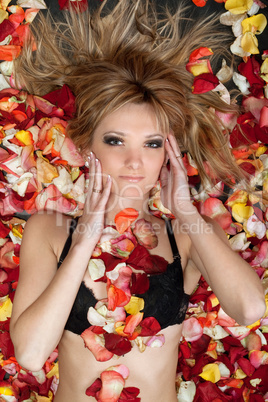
[165, 219, 181, 260]
[57, 218, 78, 268]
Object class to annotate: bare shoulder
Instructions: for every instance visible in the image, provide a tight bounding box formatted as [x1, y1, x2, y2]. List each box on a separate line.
[22, 212, 74, 260]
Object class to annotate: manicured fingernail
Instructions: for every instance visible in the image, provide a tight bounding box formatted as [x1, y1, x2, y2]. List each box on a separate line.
[95, 158, 99, 165]
[166, 138, 169, 142]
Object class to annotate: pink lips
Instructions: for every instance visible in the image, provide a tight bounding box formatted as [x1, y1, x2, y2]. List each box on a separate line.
[119, 175, 144, 183]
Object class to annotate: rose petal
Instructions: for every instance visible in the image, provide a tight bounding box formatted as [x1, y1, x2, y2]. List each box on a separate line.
[199, 363, 221, 383]
[98, 370, 125, 402]
[81, 327, 114, 362]
[114, 208, 139, 234]
[182, 317, 203, 342]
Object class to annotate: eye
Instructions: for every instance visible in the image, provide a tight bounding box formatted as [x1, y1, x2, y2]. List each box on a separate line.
[103, 135, 123, 146]
[145, 140, 163, 148]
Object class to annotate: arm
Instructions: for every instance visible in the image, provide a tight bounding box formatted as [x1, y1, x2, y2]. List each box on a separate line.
[160, 134, 266, 326]
[10, 154, 112, 371]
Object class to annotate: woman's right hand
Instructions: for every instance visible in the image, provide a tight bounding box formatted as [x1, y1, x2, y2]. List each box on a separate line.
[71, 152, 112, 251]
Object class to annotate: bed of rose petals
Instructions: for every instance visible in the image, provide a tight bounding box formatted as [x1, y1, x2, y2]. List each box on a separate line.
[0, 0, 267, 401]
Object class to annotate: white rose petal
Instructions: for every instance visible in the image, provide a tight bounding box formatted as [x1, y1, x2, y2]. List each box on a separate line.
[87, 307, 106, 326]
[246, 215, 266, 239]
[17, 0, 47, 8]
[12, 172, 33, 197]
[216, 59, 233, 82]
[248, 3, 260, 16]
[88, 259, 106, 280]
[203, 325, 229, 340]
[106, 262, 126, 281]
[229, 232, 251, 251]
[218, 362, 230, 379]
[53, 167, 73, 194]
[177, 380, 196, 402]
[231, 36, 251, 59]
[233, 71, 250, 94]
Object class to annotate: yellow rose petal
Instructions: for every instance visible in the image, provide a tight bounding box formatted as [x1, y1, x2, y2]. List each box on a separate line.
[0, 10, 8, 24]
[247, 319, 261, 329]
[232, 203, 254, 223]
[241, 14, 267, 35]
[225, 190, 248, 207]
[36, 157, 59, 183]
[225, 0, 253, 15]
[199, 363, 221, 383]
[241, 32, 259, 54]
[124, 296, 144, 315]
[0, 387, 15, 396]
[46, 362, 59, 379]
[0, 297, 12, 321]
[15, 130, 34, 146]
[261, 58, 268, 82]
[234, 368, 247, 379]
[187, 60, 212, 77]
[255, 145, 267, 157]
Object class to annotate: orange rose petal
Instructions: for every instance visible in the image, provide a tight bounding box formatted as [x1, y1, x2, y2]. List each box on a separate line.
[191, 0, 207, 6]
[98, 370, 125, 402]
[81, 327, 114, 362]
[0, 45, 21, 61]
[189, 47, 213, 62]
[123, 312, 143, 336]
[114, 208, 139, 233]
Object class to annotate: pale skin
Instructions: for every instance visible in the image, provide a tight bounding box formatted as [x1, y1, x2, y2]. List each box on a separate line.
[10, 103, 266, 402]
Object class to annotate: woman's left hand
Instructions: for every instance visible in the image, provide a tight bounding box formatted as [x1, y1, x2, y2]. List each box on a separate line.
[160, 133, 196, 221]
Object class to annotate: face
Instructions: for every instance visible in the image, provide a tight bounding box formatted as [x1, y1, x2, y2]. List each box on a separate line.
[89, 103, 167, 199]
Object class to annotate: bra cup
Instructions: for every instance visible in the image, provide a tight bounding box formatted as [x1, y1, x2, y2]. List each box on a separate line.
[59, 218, 190, 334]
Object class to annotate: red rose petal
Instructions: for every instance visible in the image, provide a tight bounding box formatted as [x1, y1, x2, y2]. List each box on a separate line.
[192, 73, 219, 94]
[104, 333, 132, 356]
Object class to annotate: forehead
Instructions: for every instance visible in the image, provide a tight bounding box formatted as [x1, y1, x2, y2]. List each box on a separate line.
[93, 103, 164, 136]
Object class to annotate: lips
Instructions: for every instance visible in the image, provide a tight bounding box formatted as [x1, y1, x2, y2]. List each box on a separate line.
[119, 175, 145, 183]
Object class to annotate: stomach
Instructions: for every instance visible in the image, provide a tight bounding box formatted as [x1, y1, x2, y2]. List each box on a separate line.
[54, 324, 183, 402]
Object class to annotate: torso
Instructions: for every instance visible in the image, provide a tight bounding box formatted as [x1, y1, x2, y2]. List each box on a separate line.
[47, 213, 200, 401]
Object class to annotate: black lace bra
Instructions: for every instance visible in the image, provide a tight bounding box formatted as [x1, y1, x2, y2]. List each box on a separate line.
[58, 219, 190, 335]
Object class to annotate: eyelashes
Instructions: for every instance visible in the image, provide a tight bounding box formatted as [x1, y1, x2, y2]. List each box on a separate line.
[103, 136, 123, 146]
[146, 140, 163, 148]
[103, 135, 163, 148]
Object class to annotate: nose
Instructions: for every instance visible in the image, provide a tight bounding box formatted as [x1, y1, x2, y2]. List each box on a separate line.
[125, 148, 143, 170]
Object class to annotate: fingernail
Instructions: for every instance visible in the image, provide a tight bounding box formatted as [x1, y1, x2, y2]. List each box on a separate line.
[166, 138, 169, 142]
[95, 158, 99, 165]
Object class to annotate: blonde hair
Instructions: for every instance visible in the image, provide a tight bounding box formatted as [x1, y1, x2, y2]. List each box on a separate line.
[14, 0, 245, 186]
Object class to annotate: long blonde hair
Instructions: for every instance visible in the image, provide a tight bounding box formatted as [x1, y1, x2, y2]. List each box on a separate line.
[14, 0, 245, 186]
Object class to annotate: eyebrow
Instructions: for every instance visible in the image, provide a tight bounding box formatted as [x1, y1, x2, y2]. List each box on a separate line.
[103, 131, 165, 138]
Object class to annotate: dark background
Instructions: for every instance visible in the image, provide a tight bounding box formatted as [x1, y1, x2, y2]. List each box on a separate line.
[44, 0, 268, 52]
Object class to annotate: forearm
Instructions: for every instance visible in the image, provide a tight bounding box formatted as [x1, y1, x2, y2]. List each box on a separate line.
[11, 244, 91, 371]
[175, 208, 266, 325]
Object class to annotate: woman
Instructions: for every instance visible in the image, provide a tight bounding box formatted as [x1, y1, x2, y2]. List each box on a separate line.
[9, 1, 266, 401]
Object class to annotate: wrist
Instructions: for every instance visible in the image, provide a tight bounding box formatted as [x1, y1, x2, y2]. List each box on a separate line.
[173, 203, 199, 223]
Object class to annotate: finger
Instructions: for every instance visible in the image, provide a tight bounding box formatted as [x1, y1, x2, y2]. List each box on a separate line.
[91, 158, 103, 197]
[87, 152, 96, 194]
[96, 175, 112, 211]
[165, 138, 187, 175]
[167, 134, 184, 165]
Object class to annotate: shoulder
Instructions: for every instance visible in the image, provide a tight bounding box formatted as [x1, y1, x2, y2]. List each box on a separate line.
[22, 212, 75, 260]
